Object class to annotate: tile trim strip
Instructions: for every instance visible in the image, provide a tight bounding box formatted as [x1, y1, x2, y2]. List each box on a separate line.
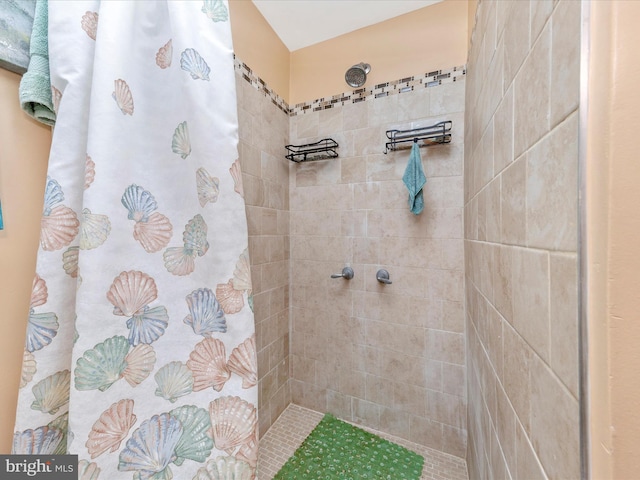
[233, 55, 466, 117]
[234, 56, 290, 115]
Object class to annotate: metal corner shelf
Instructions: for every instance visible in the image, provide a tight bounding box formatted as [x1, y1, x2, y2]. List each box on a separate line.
[285, 138, 339, 163]
[383, 121, 452, 154]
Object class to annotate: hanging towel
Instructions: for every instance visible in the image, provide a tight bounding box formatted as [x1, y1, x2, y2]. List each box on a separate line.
[402, 141, 427, 215]
[19, 0, 55, 126]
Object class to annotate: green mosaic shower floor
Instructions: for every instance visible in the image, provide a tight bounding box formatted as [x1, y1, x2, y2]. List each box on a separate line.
[273, 413, 425, 479]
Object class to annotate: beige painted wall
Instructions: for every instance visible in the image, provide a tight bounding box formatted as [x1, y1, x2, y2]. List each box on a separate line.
[0, 69, 51, 453]
[588, 1, 640, 477]
[289, 0, 468, 105]
[229, 0, 468, 105]
[229, 0, 290, 102]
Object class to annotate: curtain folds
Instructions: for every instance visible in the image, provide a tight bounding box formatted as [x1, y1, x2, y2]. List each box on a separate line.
[13, 1, 258, 478]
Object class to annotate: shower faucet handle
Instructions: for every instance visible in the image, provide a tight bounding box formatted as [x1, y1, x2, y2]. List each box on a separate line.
[376, 269, 392, 284]
[331, 267, 354, 280]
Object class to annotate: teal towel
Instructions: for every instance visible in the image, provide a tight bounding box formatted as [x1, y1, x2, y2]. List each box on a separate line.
[19, 0, 55, 126]
[402, 142, 427, 215]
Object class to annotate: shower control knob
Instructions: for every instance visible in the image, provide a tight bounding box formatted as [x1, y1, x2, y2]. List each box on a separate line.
[376, 269, 392, 284]
[331, 267, 354, 280]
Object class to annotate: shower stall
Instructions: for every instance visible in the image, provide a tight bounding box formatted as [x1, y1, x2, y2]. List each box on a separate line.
[237, 1, 582, 478]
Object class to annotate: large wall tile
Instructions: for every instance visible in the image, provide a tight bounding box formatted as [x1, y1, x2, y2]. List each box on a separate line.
[464, 1, 580, 477]
[513, 21, 550, 157]
[511, 247, 550, 361]
[289, 77, 466, 455]
[526, 112, 578, 251]
[430, 81, 466, 116]
[237, 71, 291, 438]
[503, 0, 530, 86]
[530, 355, 580, 479]
[500, 155, 527, 245]
[515, 422, 547, 479]
[550, 0, 581, 128]
[493, 84, 514, 174]
[549, 252, 579, 398]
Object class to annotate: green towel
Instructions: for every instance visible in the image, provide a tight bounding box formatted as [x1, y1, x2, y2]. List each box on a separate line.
[402, 142, 426, 215]
[19, 0, 55, 126]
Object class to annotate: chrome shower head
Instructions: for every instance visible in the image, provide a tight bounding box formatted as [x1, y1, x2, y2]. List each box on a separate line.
[345, 62, 371, 88]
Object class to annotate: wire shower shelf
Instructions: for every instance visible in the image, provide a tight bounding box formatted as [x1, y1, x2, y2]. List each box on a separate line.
[285, 138, 339, 163]
[384, 121, 452, 154]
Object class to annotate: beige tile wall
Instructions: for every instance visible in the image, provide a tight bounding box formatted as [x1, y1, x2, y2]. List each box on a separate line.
[235, 73, 291, 437]
[289, 79, 467, 457]
[464, 1, 580, 478]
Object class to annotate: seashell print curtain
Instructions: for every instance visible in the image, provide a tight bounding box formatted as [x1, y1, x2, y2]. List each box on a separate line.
[13, 1, 258, 478]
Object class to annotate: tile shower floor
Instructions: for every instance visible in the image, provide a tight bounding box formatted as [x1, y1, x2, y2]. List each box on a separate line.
[257, 404, 469, 480]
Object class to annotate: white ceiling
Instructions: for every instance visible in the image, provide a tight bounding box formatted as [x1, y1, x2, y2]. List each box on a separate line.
[251, 0, 443, 51]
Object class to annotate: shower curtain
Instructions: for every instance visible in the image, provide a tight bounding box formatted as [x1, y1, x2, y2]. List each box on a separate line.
[13, 1, 258, 478]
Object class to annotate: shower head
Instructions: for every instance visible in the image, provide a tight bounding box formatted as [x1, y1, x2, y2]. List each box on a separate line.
[345, 62, 371, 88]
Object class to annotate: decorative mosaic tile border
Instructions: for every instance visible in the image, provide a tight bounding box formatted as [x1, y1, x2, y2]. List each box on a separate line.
[289, 66, 466, 117]
[234, 56, 290, 115]
[233, 55, 466, 117]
